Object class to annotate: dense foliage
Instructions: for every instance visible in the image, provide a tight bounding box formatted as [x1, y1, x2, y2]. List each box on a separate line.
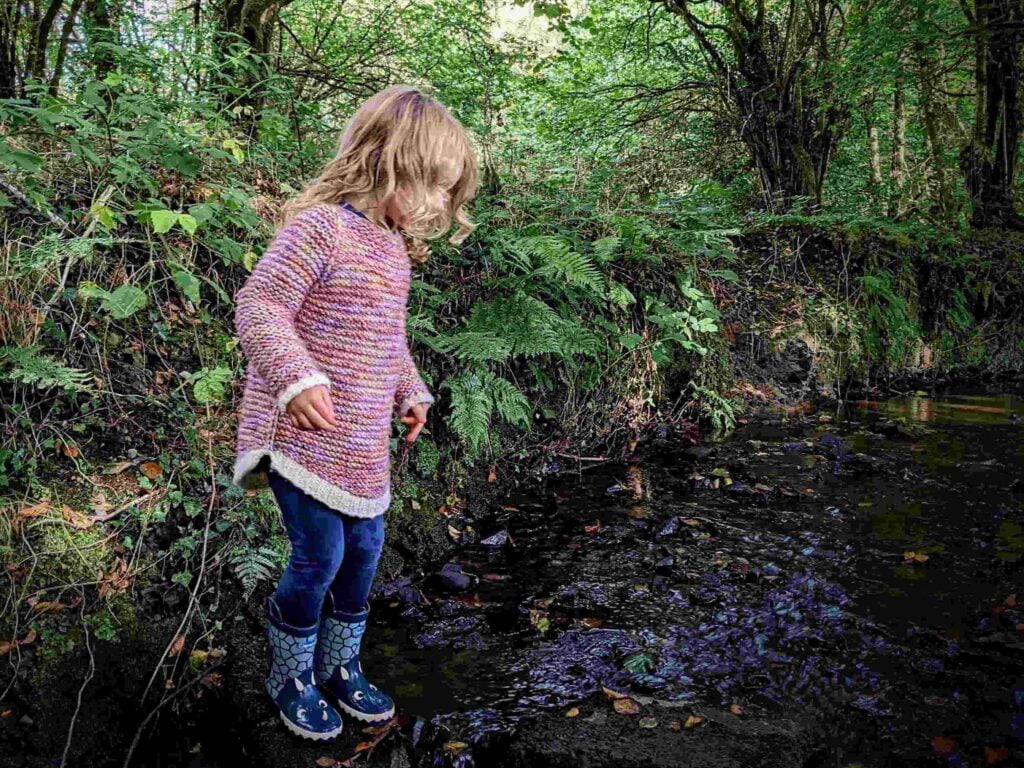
[1, 0, 1022, 689]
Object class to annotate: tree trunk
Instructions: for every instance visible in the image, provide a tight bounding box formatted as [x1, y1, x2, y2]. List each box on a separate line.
[0, 0, 19, 98]
[889, 71, 907, 216]
[48, 0, 85, 95]
[214, 0, 294, 124]
[83, 0, 121, 81]
[960, 0, 1024, 229]
[663, 0, 849, 211]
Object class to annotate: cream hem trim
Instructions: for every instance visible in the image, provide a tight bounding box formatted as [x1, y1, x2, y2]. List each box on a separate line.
[396, 391, 435, 417]
[276, 373, 331, 411]
[233, 449, 390, 519]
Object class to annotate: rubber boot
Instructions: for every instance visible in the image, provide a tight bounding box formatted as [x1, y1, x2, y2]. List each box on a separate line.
[314, 594, 396, 722]
[264, 596, 345, 740]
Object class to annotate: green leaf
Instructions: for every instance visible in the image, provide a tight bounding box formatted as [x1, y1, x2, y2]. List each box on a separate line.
[150, 209, 178, 234]
[618, 334, 642, 350]
[191, 366, 232, 404]
[173, 270, 201, 304]
[77, 281, 110, 301]
[90, 203, 116, 230]
[177, 213, 198, 236]
[101, 285, 148, 319]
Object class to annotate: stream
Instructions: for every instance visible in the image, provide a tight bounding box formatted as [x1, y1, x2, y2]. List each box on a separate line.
[353, 389, 1024, 767]
[22, 389, 1023, 768]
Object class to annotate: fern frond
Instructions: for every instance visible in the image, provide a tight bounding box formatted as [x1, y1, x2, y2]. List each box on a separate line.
[0, 346, 93, 391]
[229, 544, 278, 598]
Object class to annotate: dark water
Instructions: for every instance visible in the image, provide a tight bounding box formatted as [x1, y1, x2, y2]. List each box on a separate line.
[366, 390, 1024, 766]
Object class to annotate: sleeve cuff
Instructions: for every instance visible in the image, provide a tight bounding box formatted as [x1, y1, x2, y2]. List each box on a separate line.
[395, 390, 435, 416]
[276, 372, 331, 411]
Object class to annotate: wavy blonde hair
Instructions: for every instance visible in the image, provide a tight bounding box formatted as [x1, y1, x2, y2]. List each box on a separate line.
[277, 85, 478, 265]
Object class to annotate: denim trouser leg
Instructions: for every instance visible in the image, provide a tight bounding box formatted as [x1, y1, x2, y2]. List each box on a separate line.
[268, 470, 386, 628]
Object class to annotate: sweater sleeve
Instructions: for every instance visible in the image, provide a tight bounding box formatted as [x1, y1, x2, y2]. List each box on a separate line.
[394, 336, 435, 417]
[234, 205, 336, 411]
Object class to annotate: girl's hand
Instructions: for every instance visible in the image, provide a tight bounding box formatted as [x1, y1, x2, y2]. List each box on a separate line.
[286, 385, 337, 430]
[400, 402, 429, 443]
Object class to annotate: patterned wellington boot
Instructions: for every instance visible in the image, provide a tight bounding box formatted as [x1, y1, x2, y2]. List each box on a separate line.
[264, 596, 345, 740]
[315, 595, 396, 722]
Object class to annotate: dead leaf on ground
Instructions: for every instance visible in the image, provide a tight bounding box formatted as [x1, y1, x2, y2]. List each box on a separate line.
[61, 505, 94, 530]
[602, 686, 628, 700]
[639, 716, 658, 728]
[139, 461, 163, 479]
[903, 550, 930, 564]
[315, 758, 338, 768]
[103, 460, 134, 475]
[566, 707, 580, 717]
[684, 714, 706, 728]
[57, 441, 81, 459]
[613, 697, 640, 715]
[486, 468, 497, 483]
[168, 633, 186, 657]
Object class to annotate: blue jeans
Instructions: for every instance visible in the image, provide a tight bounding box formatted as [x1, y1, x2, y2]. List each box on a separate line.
[267, 469, 386, 630]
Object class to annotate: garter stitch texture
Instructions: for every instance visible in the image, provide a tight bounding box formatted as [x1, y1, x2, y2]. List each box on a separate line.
[232, 201, 435, 518]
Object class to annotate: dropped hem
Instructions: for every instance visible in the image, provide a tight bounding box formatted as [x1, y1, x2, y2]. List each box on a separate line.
[233, 449, 390, 519]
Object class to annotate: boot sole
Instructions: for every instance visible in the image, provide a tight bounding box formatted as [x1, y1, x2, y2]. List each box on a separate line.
[279, 711, 345, 741]
[334, 697, 395, 723]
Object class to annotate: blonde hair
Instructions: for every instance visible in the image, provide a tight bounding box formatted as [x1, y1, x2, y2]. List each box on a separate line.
[277, 85, 478, 265]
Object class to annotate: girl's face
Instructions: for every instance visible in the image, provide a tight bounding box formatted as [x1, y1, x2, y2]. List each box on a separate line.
[385, 154, 463, 228]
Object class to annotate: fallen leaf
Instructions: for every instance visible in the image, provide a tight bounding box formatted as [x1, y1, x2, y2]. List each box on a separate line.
[584, 521, 602, 533]
[903, 551, 930, 564]
[487, 468, 497, 483]
[315, 758, 337, 768]
[681, 518, 701, 527]
[58, 441, 81, 459]
[669, 719, 682, 732]
[932, 736, 957, 755]
[442, 742, 468, 753]
[613, 698, 640, 715]
[639, 717, 658, 729]
[580, 617, 603, 629]
[1007, 594, 1017, 607]
[139, 461, 162, 479]
[90, 492, 114, 514]
[101, 462, 135, 475]
[447, 525, 461, 540]
[985, 746, 1011, 765]
[684, 714, 706, 728]
[61, 505, 93, 530]
[602, 686, 629, 700]
[168, 634, 186, 657]
[566, 707, 580, 717]
[730, 703, 745, 716]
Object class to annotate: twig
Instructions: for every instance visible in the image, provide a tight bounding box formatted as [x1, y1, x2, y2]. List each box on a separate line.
[122, 660, 226, 768]
[88, 490, 165, 523]
[137, 428, 216, 708]
[60, 595, 94, 768]
[0, 172, 72, 230]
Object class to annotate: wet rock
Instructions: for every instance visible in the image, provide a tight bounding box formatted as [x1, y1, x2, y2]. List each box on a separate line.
[503, 704, 819, 768]
[437, 561, 477, 591]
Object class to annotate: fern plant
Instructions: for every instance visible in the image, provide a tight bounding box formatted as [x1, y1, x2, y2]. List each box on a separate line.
[229, 543, 279, 599]
[440, 369, 532, 455]
[0, 346, 93, 391]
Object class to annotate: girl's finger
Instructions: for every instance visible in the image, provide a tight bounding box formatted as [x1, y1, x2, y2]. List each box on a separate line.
[295, 412, 313, 430]
[303, 403, 332, 431]
[407, 421, 424, 442]
[313, 391, 337, 426]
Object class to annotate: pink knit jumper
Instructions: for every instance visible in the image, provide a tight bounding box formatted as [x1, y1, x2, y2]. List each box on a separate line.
[232, 201, 435, 518]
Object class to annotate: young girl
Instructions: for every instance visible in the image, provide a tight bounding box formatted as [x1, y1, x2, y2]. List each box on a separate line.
[232, 85, 477, 740]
